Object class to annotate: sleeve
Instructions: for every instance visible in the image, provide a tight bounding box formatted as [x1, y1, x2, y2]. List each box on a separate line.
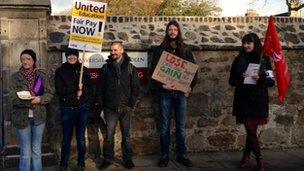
[82, 67, 93, 103]
[229, 57, 244, 87]
[9, 74, 31, 109]
[39, 72, 54, 105]
[186, 47, 197, 89]
[257, 57, 275, 87]
[130, 65, 140, 107]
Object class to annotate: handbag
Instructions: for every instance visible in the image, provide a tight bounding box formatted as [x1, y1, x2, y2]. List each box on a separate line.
[33, 75, 44, 96]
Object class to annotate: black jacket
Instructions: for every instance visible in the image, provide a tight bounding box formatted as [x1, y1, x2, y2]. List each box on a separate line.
[229, 54, 275, 118]
[150, 44, 197, 94]
[55, 62, 91, 107]
[98, 54, 140, 110]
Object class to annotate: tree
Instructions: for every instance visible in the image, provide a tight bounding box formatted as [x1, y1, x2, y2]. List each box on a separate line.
[278, 0, 303, 16]
[103, 0, 162, 16]
[102, 0, 221, 16]
[156, 0, 222, 16]
[252, 0, 303, 16]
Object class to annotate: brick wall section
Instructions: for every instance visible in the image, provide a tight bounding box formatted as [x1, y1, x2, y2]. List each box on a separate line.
[46, 16, 304, 154]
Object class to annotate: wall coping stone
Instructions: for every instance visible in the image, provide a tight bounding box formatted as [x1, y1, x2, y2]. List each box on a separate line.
[49, 16, 304, 24]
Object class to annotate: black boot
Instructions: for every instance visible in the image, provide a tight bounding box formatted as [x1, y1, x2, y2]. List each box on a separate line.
[60, 166, 67, 171]
[239, 152, 250, 168]
[256, 156, 265, 171]
[158, 154, 169, 167]
[123, 160, 135, 169]
[176, 155, 193, 167]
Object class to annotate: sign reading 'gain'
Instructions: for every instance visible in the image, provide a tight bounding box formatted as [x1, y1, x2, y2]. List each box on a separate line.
[152, 51, 198, 93]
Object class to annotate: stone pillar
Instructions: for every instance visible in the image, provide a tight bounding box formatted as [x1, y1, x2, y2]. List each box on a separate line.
[0, 0, 56, 168]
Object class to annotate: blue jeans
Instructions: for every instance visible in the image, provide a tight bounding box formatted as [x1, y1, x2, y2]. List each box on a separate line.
[18, 119, 45, 171]
[60, 104, 90, 167]
[159, 91, 187, 156]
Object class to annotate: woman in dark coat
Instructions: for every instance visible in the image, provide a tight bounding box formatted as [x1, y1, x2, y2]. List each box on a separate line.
[229, 33, 275, 171]
[55, 48, 92, 171]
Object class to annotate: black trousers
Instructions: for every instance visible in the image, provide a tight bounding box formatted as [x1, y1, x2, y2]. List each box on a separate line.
[103, 107, 133, 162]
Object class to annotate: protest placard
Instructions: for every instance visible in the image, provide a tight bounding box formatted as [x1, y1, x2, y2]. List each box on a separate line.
[69, 0, 107, 52]
[152, 51, 198, 93]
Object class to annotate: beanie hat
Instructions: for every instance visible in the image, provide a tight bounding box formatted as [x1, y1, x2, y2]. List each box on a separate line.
[20, 49, 37, 63]
[65, 48, 79, 58]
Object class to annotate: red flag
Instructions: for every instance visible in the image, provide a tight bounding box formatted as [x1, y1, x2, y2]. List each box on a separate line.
[263, 16, 291, 104]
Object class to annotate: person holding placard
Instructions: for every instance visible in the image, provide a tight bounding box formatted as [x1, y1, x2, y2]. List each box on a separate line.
[55, 48, 92, 171]
[9, 49, 53, 171]
[229, 33, 275, 171]
[150, 20, 197, 168]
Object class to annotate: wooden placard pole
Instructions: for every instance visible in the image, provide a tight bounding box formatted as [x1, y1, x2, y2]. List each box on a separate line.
[78, 46, 86, 98]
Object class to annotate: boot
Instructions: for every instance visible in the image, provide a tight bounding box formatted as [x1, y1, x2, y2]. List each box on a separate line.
[256, 156, 265, 171]
[239, 153, 250, 168]
[59, 166, 67, 171]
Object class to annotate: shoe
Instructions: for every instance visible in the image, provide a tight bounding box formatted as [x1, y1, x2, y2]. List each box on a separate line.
[123, 160, 135, 169]
[158, 155, 169, 167]
[77, 165, 85, 171]
[239, 155, 250, 168]
[256, 156, 265, 171]
[59, 166, 67, 171]
[176, 156, 193, 167]
[98, 159, 112, 169]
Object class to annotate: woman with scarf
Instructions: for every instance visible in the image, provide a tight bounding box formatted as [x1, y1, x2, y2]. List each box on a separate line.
[10, 49, 53, 171]
[229, 33, 275, 171]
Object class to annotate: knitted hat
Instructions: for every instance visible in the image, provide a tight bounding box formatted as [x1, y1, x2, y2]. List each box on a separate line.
[20, 49, 37, 63]
[65, 48, 79, 58]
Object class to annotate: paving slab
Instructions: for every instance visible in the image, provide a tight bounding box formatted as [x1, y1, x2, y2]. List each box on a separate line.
[7, 148, 304, 171]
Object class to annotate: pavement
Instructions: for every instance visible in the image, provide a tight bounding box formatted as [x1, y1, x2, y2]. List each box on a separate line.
[6, 148, 304, 171]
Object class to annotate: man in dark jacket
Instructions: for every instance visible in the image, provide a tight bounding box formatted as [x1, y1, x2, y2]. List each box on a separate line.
[55, 48, 91, 171]
[150, 20, 197, 168]
[98, 42, 140, 169]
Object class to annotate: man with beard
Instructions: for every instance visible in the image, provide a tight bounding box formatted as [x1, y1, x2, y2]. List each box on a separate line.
[98, 42, 140, 169]
[150, 20, 197, 168]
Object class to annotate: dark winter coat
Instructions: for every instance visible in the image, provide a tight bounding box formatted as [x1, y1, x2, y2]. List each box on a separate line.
[98, 53, 140, 110]
[150, 43, 197, 94]
[9, 70, 53, 129]
[229, 53, 275, 119]
[55, 62, 91, 107]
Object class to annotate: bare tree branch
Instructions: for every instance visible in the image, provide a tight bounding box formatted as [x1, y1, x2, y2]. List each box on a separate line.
[290, 3, 304, 11]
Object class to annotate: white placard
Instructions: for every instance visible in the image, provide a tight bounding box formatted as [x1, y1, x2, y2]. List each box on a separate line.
[243, 63, 260, 85]
[69, 0, 107, 52]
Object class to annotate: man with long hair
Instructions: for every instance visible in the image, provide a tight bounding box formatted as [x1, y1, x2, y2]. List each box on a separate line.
[150, 20, 197, 168]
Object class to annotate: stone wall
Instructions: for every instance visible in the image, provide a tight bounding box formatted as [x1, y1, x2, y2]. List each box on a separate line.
[49, 16, 304, 50]
[47, 16, 304, 155]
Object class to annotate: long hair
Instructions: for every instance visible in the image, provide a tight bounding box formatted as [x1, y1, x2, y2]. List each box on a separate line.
[240, 33, 262, 57]
[237, 33, 263, 74]
[161, 20, 186, 56]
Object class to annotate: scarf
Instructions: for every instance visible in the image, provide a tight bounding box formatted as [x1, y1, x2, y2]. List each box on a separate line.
[19, 67, 37, 96]
[114, 58, 124, 78]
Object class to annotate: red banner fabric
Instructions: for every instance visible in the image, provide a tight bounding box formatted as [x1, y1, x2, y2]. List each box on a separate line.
[263, 16, 291, 104]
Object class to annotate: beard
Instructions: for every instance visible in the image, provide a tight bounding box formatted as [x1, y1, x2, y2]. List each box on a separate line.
[169, 40, 177, 49]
